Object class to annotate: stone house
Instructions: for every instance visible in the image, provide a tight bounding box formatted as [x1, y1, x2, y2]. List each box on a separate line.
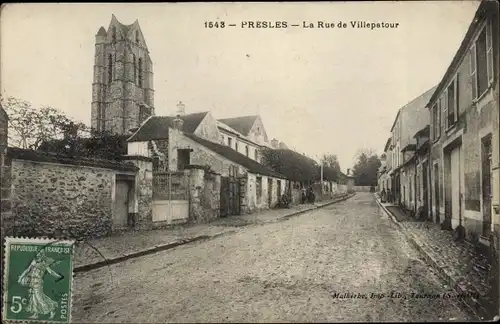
[389, 86, 437, 208]
[427, 0, 499, 246]
[379, 137, 393, 193]
[413, 125, 431, 220]
[217, 115, 271, 162]
[127, 109, 288, 217]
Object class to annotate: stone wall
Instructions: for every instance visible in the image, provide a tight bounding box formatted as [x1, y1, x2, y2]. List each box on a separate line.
[8, 160, 118, 239]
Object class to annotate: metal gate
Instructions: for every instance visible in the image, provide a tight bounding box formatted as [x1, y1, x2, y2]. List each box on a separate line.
[220, 176, 240, 217]
[152, 171, 190, 224]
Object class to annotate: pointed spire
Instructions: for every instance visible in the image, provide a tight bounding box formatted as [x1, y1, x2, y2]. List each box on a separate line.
[96, 26, 107, 36]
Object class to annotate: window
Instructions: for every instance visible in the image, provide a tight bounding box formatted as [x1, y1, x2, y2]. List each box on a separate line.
[108, 54, 113, 83]
[254, 150, 258, 161]
[112, 26, 117, 42]
[409, 178, 412, 202]
[133, 54, 137, 84]
[446, 77, 458, 128]
[135, 30, 140, 44]
[235, 142, 239, 152]
[228, 137, 232, 147]
[256, 177, 262, 203]
[138, 58, 143, 88]
[470, 21, 494, 100]
[177, 149, 191, 170]
[245, 145, 249, 156]
[432, 101, 441, 141]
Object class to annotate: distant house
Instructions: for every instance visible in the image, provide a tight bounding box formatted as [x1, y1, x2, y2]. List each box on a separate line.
[378, 138, 392, 193]
[217, 115, 271, 162]
[389, 86, 437, 209]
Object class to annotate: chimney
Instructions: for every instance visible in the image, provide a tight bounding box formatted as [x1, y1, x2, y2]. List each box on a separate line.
[173, 101, 185, 131]
[271, 138, 279, 148]
[347, 168, 350, 176]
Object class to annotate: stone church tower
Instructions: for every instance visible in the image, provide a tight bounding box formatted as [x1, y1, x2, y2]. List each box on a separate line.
[91, 15, 154, 135]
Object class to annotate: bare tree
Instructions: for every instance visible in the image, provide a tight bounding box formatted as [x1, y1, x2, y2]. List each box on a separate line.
[1, 96, 89, 150]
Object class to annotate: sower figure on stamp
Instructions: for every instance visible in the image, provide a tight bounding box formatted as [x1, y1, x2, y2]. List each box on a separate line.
[17, 249, 62, 319]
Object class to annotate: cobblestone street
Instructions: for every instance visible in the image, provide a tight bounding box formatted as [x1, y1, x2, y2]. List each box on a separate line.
[73, 193, 473, 323]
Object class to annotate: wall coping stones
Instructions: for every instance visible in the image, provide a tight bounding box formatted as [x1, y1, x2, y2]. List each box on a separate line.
[121, 154, 153, 162]
[8, 147, 138, 172]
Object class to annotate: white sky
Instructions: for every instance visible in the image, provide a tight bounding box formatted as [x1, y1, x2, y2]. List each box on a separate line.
[0, 1, 480, 171]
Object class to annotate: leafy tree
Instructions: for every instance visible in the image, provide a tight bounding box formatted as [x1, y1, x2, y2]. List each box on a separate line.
[1, 96, 88, 150]
[261, 148, 319, 182]
[352, 149, 381, 186]
[39, 132, 129, 161]
[321, 154, 341, 181]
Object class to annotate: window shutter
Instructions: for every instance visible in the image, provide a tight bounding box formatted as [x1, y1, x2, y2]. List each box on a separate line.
[486, 20, 494, 83]
[470, 44, 477, 99]
[443, 92, 448, 129]
[455, 75, 459, 122]
[437, 100, 441, 138]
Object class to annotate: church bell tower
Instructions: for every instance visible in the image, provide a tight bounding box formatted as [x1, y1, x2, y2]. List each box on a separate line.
[91, 14, 155, 135]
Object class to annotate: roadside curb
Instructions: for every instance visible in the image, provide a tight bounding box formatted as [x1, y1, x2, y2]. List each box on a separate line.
[74, 193, 356, 273]
[280, 192, 356, 222]
[74, 230, 236, 273]
[374, 195, 488, 320]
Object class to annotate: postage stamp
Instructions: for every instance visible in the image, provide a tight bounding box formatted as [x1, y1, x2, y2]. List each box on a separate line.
[2, 237, 75, 323]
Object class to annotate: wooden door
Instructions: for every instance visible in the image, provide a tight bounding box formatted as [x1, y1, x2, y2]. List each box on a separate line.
[220, 177, 230, 217]
[450, 147, 461, 227]
[422, 161, 429, 218]
[268, 178, 273, 207]
[482, 136, 492, 237]
[434, 163, 440, 223]
[114, 180, 130, 229]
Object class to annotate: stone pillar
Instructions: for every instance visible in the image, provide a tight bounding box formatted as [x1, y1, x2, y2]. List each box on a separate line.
[122, 155, 153, 230]
[213, 173, 221, 218]
[188, 167, 204, 223]
[239, 174, 248, 214]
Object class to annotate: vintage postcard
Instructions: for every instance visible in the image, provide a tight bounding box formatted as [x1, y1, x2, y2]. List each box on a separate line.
[2, 237, 74, 323]
[0, 1, 499, 323]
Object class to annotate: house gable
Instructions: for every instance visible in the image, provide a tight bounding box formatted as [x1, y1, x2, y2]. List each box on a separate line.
[218, 115, 258, 136]
[247, 115, 269, 145]
[193, 112, 222, 143]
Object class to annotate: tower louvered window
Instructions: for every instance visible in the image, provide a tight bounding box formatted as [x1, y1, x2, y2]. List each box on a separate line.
[133, 54, 137, 84]
[112, 26, 117, 42]
[108, 54, 113, 83]
[138, 58, 143, 88]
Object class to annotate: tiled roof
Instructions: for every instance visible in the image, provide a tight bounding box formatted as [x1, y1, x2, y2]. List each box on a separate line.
[127, 112, 208, 142]
[218, 115, 258, 136]
[183, 133, 286, 179]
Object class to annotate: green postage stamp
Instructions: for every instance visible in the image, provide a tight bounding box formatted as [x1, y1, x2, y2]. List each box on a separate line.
[2, 237, 75, 323]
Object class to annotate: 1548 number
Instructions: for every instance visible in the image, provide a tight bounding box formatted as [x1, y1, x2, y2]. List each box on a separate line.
[205, 21, 225, 28]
